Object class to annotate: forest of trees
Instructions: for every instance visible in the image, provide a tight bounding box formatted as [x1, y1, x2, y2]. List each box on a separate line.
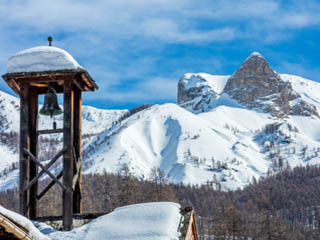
[0, 165, 320, 239]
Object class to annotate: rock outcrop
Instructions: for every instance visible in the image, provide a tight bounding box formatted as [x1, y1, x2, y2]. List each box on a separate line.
[177, 73, 229, 113]
[178, 74, 217, 112]
[223, 52, 318, 118]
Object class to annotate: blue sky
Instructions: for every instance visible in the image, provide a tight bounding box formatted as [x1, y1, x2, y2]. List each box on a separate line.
[0, 0, 320, 109]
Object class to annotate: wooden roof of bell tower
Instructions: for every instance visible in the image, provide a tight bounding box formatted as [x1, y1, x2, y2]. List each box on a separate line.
[2, 38, 98, 95]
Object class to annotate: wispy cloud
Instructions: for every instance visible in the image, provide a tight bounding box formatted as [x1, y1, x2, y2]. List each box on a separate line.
[2, 0, 318, 44]
[0, 0, 319, 107]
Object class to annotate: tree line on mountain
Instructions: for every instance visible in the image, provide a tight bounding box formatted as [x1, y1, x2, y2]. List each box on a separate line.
[112, 104, 152, 126]
[0, 164, 319, 239]
[174, 165, 320, 239]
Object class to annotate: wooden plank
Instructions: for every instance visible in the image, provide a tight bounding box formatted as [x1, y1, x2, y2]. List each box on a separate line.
[24, 147, 67, 192]
[37, 171, 63, 200]
[28, 87, 38, 220]
[19, 83, 29, 217]
[73, 88, 82, 214]
[37, 129, 64, 135]
[23, 149, 66, 191]
[63, 80, 74, 230]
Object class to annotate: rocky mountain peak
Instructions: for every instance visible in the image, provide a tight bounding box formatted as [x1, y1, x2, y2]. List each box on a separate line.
[224, 52, 281, 93]
[223, 53, 319, 118]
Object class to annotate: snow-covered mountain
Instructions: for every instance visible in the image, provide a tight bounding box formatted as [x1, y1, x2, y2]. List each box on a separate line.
[82, 52, 320, 190]
[1, 52, 320, 191]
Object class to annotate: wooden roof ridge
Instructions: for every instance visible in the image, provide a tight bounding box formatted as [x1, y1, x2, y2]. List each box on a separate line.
[3, 68, 90, 79]
[0, 213, 31, 240]
[178, 206, 199, 240]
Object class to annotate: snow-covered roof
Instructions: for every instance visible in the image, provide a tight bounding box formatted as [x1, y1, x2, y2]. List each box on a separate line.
[0, 205, 49, 240]
[6, 46, 82, 74]
[38, 202, 183, 240]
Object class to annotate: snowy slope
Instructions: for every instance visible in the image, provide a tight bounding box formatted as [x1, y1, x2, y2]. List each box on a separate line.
[82, 103, 270, 189]
[281, 74, 320, 111]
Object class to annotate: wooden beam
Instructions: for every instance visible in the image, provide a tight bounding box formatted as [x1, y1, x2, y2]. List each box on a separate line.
[10, 79, 21, 94]
[37, 129, 64, 135]
[63, 80, 74, 230]
[19, 83, 29, 217]
[73, 88, 82, 214]
[37, 171, 63, 200]
[29, 82, 48, 87]
[80, 73, 93, 89]
[28, 87, 38, 220]
[24, 147, 67, 192]
[37, 85, 64, 95]
[23, 149, 66, 191]
[13, 73, 77, 81]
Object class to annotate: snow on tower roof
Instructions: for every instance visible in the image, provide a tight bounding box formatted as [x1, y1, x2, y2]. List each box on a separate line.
[6, 46, 82, 74]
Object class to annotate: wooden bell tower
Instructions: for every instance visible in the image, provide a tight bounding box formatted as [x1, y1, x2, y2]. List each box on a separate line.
[2, 39, 98, 230]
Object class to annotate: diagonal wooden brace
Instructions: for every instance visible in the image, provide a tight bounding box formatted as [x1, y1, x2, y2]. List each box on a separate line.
[23, 147, 67, 192]
[23, 149, 67, 191]
[37, 171, 63, 200]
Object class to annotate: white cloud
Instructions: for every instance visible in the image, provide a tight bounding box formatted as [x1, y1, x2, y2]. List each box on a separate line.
[276, 13, 320, 28]
[87, 75, 177, 103]
[1, 0, 319, 46]
[140, 18, 235, 43]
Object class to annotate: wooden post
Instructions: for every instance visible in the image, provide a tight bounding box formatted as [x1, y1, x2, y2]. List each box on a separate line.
[63, 80, 74, 230]
[19, 84, 29, 217]
[28, 87, 38, 219]
[73, 87, 82, 213]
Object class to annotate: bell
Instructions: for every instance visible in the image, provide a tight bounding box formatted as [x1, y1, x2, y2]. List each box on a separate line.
[40, 88, 63, 118]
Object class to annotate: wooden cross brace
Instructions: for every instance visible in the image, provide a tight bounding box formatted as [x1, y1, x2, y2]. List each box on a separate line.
[23, 148, 67, 192]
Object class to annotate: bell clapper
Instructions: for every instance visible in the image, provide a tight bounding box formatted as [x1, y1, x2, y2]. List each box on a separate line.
[53, 116, 57, 130]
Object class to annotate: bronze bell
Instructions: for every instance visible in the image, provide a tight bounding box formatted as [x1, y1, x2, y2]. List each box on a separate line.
[40, 88, 63, 118]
